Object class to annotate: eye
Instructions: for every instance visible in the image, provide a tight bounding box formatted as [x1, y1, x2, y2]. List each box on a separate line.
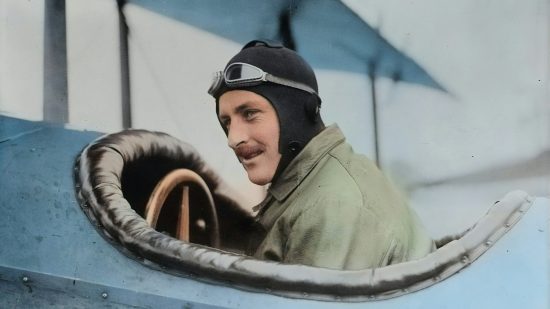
[243, 109, 259, 120]
[219, 117, 230, 129]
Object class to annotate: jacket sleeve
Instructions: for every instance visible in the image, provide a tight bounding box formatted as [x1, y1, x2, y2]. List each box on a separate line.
[283, 194, 396, 270]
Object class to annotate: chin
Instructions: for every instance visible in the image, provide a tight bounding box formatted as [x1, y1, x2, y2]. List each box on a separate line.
[247, 172, 273, 186]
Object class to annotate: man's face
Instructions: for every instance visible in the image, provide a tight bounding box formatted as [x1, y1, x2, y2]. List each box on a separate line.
[218, 90, 281, 185]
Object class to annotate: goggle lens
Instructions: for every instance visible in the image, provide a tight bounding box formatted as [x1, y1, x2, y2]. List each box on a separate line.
[225, 63, 263, 83]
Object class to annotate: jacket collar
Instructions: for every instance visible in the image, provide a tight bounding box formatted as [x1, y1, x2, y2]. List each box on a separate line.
[267, 124, 345, 202]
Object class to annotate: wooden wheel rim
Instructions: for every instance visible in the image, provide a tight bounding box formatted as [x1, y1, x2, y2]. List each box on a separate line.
[144, 168, 220, 248]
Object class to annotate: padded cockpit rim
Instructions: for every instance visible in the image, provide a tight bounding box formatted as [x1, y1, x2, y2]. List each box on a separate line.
[74, 129, 533, 301]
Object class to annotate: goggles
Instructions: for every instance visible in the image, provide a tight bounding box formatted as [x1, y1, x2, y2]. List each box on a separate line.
[208, 62, 318, 97]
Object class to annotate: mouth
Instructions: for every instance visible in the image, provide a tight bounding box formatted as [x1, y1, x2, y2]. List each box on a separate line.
[236, 146, 264, 164]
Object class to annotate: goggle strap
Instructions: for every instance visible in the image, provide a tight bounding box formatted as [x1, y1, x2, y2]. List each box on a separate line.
[265, 74, 318, 95]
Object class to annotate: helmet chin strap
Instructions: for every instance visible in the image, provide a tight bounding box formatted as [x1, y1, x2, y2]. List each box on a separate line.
[270, 112, 325, 185]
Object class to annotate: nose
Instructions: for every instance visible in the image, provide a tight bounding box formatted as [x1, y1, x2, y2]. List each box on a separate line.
[227, 120, 248, 149]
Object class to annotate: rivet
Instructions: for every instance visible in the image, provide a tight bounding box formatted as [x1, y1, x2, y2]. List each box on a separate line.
[401, 288, 408, 293]
[433, 275, 440, 282]
[461, 256, 469, 264]
[505, 223, 511, 228]
[485, 241, 492, 246]
[22, 276, 29, 283]
[302, 292, 308, 297]
[368, 295, 375, 300]
[101, 292, 108, 299]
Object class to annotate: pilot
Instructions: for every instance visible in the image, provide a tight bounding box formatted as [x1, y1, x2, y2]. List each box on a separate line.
[208, 39, 435, 270]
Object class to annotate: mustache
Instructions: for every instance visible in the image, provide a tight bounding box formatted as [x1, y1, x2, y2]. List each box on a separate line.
[235, 145, 264, 160]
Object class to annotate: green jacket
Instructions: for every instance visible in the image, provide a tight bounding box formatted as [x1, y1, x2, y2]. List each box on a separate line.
[248, 125, 434, 270]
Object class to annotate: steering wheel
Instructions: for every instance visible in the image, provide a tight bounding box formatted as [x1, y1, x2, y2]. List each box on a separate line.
[144, 169, 220, 248]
